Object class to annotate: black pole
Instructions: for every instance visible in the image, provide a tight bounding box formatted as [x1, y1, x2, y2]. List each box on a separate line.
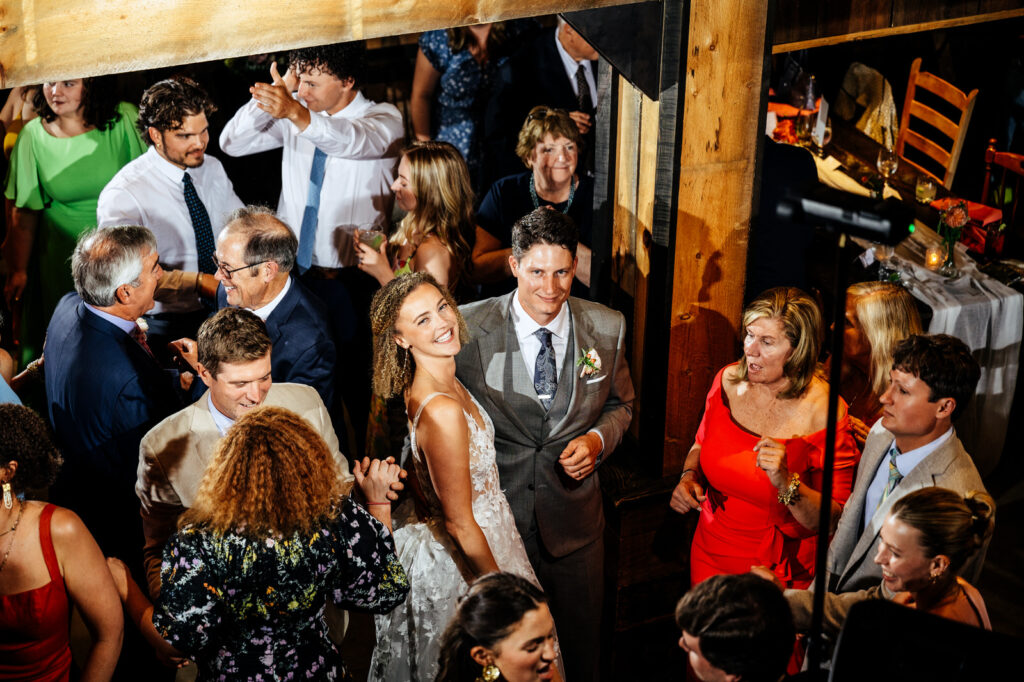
[806, 231, 850, 671]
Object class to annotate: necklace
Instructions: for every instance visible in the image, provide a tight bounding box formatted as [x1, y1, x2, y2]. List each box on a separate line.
[530, 175, 577, 214]
[0, 501, 24, 576]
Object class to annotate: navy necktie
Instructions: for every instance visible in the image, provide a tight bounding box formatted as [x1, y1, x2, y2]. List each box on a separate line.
[534, 328, 557, 410]
[297, 148, 327, 272]
[575, 63, 593, 113]
[182, 173, 216, 275]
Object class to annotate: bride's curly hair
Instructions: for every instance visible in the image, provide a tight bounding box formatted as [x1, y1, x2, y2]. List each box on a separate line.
[180, 406, 344, 538]
[370, 272, 468, 399]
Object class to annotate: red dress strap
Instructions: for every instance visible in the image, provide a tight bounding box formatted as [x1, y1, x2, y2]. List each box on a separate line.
[38, 504, 64, 586]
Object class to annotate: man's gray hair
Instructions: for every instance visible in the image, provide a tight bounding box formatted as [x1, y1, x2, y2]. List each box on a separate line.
[223, 205, 297, 273]
[72, 225, 157, 307]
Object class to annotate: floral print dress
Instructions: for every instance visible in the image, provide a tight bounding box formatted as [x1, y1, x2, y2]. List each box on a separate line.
[152, 498, 409, 681]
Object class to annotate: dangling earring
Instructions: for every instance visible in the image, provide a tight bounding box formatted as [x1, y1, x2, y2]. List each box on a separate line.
[2, 482, 12, 510]
[401, 346, 411, 377]
[476, 664, 500, 682]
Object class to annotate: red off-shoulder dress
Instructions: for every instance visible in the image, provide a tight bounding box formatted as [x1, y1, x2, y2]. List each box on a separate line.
[690, 366, 860, 588]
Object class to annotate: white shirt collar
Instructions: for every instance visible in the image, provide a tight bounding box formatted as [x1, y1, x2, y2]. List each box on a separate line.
[307, 90, 371, 121]
[146, 145, 193, 184]
[249, 275, 292, 321]
[207, 393, 235, 437]
[83, 303, 138, 334]
[511, 291, 570, 342]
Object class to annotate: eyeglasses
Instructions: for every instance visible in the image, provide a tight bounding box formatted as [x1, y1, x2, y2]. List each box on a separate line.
[211, 255, 268, 279]
[526, 107, 569, 122]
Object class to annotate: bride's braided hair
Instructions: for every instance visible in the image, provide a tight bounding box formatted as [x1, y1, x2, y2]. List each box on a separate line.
[369, 272, 468, 399]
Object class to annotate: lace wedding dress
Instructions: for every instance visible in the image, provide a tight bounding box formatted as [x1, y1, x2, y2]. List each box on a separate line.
[369, 388, 557, 682]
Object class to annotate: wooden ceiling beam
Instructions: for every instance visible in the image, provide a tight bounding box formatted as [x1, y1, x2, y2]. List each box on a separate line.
[0, 0, 634, 87]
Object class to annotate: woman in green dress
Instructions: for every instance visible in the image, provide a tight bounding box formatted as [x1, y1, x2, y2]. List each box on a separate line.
[4, 76, 145, 365]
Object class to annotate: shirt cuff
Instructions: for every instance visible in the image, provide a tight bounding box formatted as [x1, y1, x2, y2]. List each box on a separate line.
[588, 428, 605, 464]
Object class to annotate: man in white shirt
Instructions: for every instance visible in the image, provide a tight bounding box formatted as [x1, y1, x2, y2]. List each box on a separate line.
[220, 43, 401, 449]
[98, 77, 244, 351]
[219, 42, 403, 273]
[826, 334, 987, 594]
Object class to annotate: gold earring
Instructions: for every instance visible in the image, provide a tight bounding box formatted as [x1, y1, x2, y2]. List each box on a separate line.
[476, 664, 500, 682]
[2, 482, 12, 510]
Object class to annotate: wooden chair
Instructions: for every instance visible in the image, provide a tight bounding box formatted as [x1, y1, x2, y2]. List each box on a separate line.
[983, 137, 1024, 229]
[895, 58, 978, 189]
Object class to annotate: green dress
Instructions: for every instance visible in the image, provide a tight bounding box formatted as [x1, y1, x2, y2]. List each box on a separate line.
[4, 101, 145, 364]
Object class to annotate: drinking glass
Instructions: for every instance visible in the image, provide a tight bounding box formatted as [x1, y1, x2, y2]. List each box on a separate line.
[876, 147, 899, 189]
[915, 176, 937, 204]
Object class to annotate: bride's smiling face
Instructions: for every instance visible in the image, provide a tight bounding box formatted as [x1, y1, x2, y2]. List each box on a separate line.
[393, 283, 461, 358]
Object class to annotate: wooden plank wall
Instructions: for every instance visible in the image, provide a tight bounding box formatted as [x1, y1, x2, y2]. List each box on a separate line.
[774, 0, 1024, 49]
[0, 0, 635, 87]
[663, 0, 771, 470]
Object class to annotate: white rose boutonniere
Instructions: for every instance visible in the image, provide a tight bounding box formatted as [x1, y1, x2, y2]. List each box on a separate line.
[135, 317, 149, 334]
[577, 347, 602, 378]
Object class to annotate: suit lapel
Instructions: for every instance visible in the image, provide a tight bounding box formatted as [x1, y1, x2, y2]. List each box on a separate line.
[474, 293, 534, 439]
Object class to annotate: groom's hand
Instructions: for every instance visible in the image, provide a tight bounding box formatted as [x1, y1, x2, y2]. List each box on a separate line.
[559, 433, 603, 480]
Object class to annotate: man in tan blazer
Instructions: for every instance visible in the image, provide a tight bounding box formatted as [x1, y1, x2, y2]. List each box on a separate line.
[136, 307, 351, 596]
[826, 334, 986, 594]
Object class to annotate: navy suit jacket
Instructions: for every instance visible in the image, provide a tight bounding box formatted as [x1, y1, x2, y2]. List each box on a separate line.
[44, 293, 184, 559]
[217, 276, 336, 409]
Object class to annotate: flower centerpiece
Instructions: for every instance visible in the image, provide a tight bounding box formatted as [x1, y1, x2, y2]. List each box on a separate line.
[937, 199, 969, 278]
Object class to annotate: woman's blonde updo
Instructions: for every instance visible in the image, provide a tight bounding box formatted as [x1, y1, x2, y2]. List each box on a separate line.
[370, 272, 469, 399]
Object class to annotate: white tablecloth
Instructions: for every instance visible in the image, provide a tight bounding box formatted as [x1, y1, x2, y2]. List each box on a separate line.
[864, 222, 1023, 474]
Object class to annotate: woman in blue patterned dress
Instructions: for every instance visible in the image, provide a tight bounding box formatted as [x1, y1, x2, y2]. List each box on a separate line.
[107, 406, 409, 680]
[410, 22, 532, 189]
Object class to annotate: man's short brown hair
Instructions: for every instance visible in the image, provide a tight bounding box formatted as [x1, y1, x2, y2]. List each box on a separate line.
[197, 308, 272, 377]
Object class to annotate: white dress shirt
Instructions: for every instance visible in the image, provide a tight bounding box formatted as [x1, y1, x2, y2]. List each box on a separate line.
[208, 394, 235, 437]
[511, 293, 571, 379]
[97, 146, 244, 314]
[862, 425, 954, 530]
[554, 31, 597, 110]
[219, 90, 403, 269]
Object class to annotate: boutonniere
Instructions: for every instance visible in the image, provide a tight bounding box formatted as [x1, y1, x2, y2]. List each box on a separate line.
[135, 317, 149, 334]
[576, 347, 602, 378]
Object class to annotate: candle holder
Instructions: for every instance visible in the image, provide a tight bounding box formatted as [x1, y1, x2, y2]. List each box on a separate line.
[925, 245, 945, 271]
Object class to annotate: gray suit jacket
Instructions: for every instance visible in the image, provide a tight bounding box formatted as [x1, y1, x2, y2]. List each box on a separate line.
[827, 425, 986, 594]
[456, 293, 635, 557]
[136, 382, 352, 595]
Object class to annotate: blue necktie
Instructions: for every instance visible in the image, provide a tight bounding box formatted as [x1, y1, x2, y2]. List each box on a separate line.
[876, 444, 903, 510]
[182, 173, 216, 275]
[534, 328, 557, 410]
[297, 148, 327, 272]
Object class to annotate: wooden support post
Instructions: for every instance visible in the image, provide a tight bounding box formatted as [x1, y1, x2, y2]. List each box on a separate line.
[664, 0, 771, 471]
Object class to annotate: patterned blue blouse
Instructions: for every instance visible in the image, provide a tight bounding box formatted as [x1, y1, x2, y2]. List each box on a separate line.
[419, 22, 532, 184]
[152, 498, 409, 681]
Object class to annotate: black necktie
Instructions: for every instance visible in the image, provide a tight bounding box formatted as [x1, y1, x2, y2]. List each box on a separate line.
[182, 173, 216, 275]
[575, 63, 593, 113]
[534, 328, 557, 410]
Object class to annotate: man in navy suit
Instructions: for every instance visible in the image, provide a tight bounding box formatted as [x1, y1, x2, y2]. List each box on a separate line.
[484, 18, 600, 185]
[45, 225, 186, 565]
[170, 206, 340, 432]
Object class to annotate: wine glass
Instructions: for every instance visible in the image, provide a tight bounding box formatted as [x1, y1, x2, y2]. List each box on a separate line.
[876, 147, 899, 190]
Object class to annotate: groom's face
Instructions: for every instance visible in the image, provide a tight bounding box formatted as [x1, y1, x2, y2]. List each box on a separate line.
[509, 243, 577, 326]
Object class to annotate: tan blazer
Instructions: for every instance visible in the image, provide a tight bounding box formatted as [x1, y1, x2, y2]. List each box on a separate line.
[827, 425, 986, 594]
[136, 382, 352, 595]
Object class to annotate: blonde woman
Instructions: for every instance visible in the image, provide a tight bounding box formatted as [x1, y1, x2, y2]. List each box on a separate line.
[840, 281, 923, 441]
[355, 140, 474, 291]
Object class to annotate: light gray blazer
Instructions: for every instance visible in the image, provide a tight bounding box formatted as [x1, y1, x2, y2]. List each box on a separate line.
[827, 425, 986, 594]
[455, 293, 635, 558]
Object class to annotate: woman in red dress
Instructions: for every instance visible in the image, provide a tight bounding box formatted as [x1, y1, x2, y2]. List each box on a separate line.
[0, 404, 123, 681]
[669, 287, 860, 588]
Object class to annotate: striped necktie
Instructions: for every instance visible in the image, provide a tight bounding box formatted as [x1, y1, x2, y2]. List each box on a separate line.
[877, 444, 903, 510]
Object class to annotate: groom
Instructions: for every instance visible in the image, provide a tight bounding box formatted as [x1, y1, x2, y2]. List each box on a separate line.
[456, 209, 634, 682]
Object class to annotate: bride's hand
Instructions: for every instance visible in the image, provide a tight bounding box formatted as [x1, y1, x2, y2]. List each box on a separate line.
[354, 456, 405, 505]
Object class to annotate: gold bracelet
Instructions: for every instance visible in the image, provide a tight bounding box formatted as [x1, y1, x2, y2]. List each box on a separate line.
[777, 473, 801, 505]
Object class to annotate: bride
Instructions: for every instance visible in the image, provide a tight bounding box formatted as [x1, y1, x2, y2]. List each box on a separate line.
[367, 272, 561, 682]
